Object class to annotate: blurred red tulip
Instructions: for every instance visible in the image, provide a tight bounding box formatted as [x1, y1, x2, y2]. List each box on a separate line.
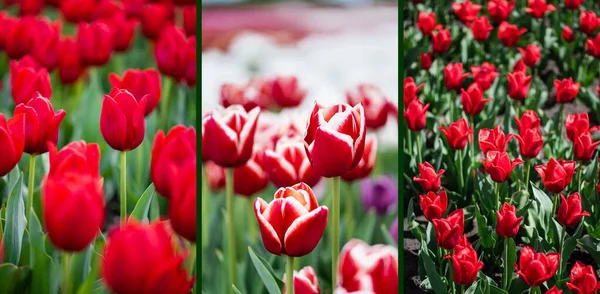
[515, 246, 559, 287]
[413, 162, 445, 192]
[565, 0, 584, 10]
[220, 79, 272, 111]
[18, 0, 43, 16]
[488, 0, 515, 23]
[580, 11, 599, 35]
[478, 126, 513, 154]
[60, 0, 95, 23]
[341, 136, 377, 182]
[419, 190, 448, 221]
[100, 14, 137, 52]
[283, 266, 320, 294]
[432, 209, 464, 250]
[10, 57, 52, 105]
[417, 11, 439, 36]
[109, 68, 161, 116]
[483, 151, 523, 183]
[449, 236, 483, 286]
[566, 113, 599, 142]
[183, 5, 196, 36]
[233, 148, 269, 197]
[567, 261, 600, 294]
[535, 158, 576, 193]
[91, 0, 123, 20]
[557, 192, 590, 227]
[461, 83, 492, 116]
[573, 132, 600, 161]
[420, 52, 433, 70]
[515, 128, 544, 159]
[4, 16, 39, 60]
[498, 22, 527, 47]
[346, 84, 391, 129]
[0, 13, 18, 51]
[269, 75, 306, 108]
[525, 0, 555, 18]
[77, 21, 114, 67]
[57, 37, 85, 85]
[123, 0, 144, 19]
[184, 36, 196, 87]
[471, 62, 499, 91]
[404, 77, 424, 107]
[206, 161, 226, 192]
[496, 203, 523, 238]
[587, 33, 600, 58]
[507, 71, 532, 101]
[432, 29, 452, 54]
[518, 44, 541, 67]
[141, 3, 174, 40]
[263, 135, 321, 188]
[546, 286, 563, 294]
[154, 25, 188, 81]
[337, 239, 398, 293]
[0, 113, 25, 177]
[469, 16, 493, 41]
[13, 93, 65, 155]
[515, 110, 541, 135]
[444, 62, 470, 91]
[100, 88, 147, 151]
[513, 59, 528, 73]
[168, 160, 196, 242]
[452, 0, 481, 24]
[562, 26, 575, 42]
[31, 28, 60, 71]
[439, 118, 472, 150]
[554, 78, 580, 103]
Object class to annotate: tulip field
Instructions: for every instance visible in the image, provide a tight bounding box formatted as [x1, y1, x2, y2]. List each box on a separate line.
[0, 1, 197, 293]
[405, 0, 600, 293]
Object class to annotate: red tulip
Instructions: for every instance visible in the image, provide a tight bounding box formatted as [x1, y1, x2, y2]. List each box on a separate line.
[471, 62, 499, 91]
[233, 148, 268, 197]
[567, 261, 600, 294]
[461, 84, 492, 116]
[0, 12, 17, 51]
[452, 0, 481, 24]
[347, 84, 392, 129]
[254, 183, 328, 257]
[4, 16, 38, 60]
[184, 36, 196, 88]
[77, 21, 114, 67]
[18, 0, 43, 16]
[123, 0, 144, 18]
[206, 161, 225, 192]
[483, 151, 523, 183]
[513, 59, 528, 73]
[90, 0, 122, 20]
[413, 162, 445, 192]
[421, 52, 433, 70]
[100, 88, 146, 151]
[488, 0, 515, 23]
[404, 99, 429, 131]
[140, 3, 174, 40]
[168, 160, 196, 242]
[263, 135, 321, 188]
[151, 125, 196, 198]
[554, 78, 580, 103]
[444, 62, 470, 91]
[13, 93, 66, 155]
[417, 11, 439, 36]
[48, 141, 100, 178]
[183, 5, 196, 36]
[60, 0, 95, 23]
[109, 69, 161, 116]
[204, 105, 260, 168]
[587, 33, 600, 58]
[580, 11, 599, 35]
[220, 79, 272, 111]
[507, 71, 532, 101]
[419, 190, 448, 221]
[565, 0, 584, 10]
[566, 113, 599, 142]
[515, 128, 544, 159]
[100, 14, 137, 52]
[283, 266, 320, 294]
[515, 110, 541, 135]
[337, 239, 398, 294]
[535, 158, 576, 193]
[432, 29, 452, 54]
[518, 45, 541, 67]
[525, 0, 555, 18]
[342, 136, 377, 182]
[496, 203, 523, 237]
[432, 209, 464, 250]
[546, 286, 563, 294]
[404, 77, 424, 107]
[269, 75, 306, 108]
[10, 57, 52, 105]
[57, 37, 84, 85]
[449, 236, 484, 286]
[31, 28, 60, 71]
[498, 22, 527, 47]
[439, 118, 472, 150]
[304, 102, 366, 178]
[478, 126, 514, 154]
[101, 221, 194, 294]
[0, 113, 25, 177]
[469, 16, 493, 41]
[515, 246, 560, 287]
[574, 132, 600, 161]
[562, 26, 575, 42]
[154, 25, 188, 81]
[557, 192, 590, 227]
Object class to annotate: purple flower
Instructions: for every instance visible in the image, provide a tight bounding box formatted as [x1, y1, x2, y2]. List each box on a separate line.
[360, 175, 398, 216]
[390, 217, 398, 244]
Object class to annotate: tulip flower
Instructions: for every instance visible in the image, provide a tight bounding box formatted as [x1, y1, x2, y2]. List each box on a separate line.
[557, 192, 590, 227]
[77, 21, 114, 67]
[346, 84, 391, 129]
[13, 93, 65, 155]
[507, 71, 532, 101]
[562, 26, 575, 43]
[449, 236, 484, 286]
[439, 118, 472, 150]
[101, 221, 194, 294]
[203, 105, 260, 168]
[573, 132, 600, 161]
[565, 0, 584, 10]
[233, 149, 269, 197]
[342, 136, 377, 182]
[151, 125, 196, 198]
[554, 78, 580, 103]
[254, 183, 328, 257]
[515, 128, 544, 159]
[4, 17, 35, 60]
[109, 69, 162, 116]
[10, 58, 52, 106]
[546, 286, 563, 294]
[100, 88, 147, 152]
[461, 83, 492, 116]
[60, 0, 95, 23]
[566, 113, 599, 142]
[18, 0, 43, 15]
[31, 29, 60, 71]
[444, 62, 470, 91]
[567, 261, 600, 294]
[478, 126, 514, 154]
[100, 14, 137, 53]
[269, 75, 306, 108]
[498, 22, 527, 47]
[488, 0, 515, 23]
[90, 0, 122, 20]
[154, 25, 188, 81]
[525, 0, 555, 18]
[404, 77, 424, 107]
[432, 209, 465, 250]
[419, 190, 448, 221]
[337, 239, 398, 294]
[304, 102, 366, 178]
[483, 151, 523, 183]
[360, 175, 398, 216]
[471, 62, 499, 91]
[0, 113, 25, 177]
[184, 36, 196, 88]
[469, 16, 494, 41]
[587, 33, 600, 58]
[420, 53, 433, 70]
[513, 59, 528, 73]
[169, 160, 196, 243]
[580, 11, 599, 35]
[0, 13, 17, 52]
[535, 158, 576, 193]
[263, 135, 321, 188]
[496, 203, 523, 238]
[514, 246, 560, 287]
[518, 45, 541, 67]
[183, 5, 196, 36]
[515, 110, 541, 135]
[220, 80, 272, 112]
[48, 141, 100, 178]
[283, 266, 320, 294]
[452, 0, 482, 24]
[57, 37, 84, 85]
[432, 29, 452, 54]
[206, 161, 226, 192]
[417, 12, 439, 36]
[413, 162, 445, 192]
[140, 3, 174, 40]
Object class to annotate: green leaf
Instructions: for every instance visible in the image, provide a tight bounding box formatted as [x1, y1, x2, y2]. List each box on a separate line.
[232, 284, 243, 294]
[4, 174, 25, 265]
[0, 263, 31, 293]
[560, 221, 584, 279]
[578, 236, 600, 266]
[407, 198, 424, 242]
[530, 184, 553, 236]
[475, 205, 495, 248]
[358, 210, 377, 243]
[584, 155, 598, 182]
[70, 245, 93, 291]
[420, 242, 446, 294]
[29, 210, 60, 294]
[503, 238, 517, 290]
[130, 184, 155, 222]
[247, 247, 282, 294]
[380, 223, 397, 246]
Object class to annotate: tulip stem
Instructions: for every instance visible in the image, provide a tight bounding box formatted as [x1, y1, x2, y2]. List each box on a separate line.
[460, 285, 465, 294]
[26, 155, 36, 223]
[495, 182, 500, 211]
[559, 104, 565, 140]
[415, 131, 422, 163]
[186, 242, 196, 278]
[531, 286, 541, 294]
[61, 252, 71, 294]
[225, 168, 237, 289]
[469, 116, 475, 170]
[558, 226, 567, 279]
[523, 159, 531, 193]
[450, 92, 456, 121]
[331, 176, 341, 290]
[120, 151, 127, 226]
[286, 255, 294, 294]
[160, 77, 173, 130]
[345, 182, 354, 242]
[201, 165, 209, 248]
[247, 196, 257, 244]
[551, 193, 559, 221]
[458, 149, 464, 194]
[577, 163, 582, 194]
[502, 237, 511, 290]
[136, 145, 143, 191]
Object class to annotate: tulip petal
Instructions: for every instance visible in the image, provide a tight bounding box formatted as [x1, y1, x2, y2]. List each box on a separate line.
[254, 198, 282, 255]
[283, 206, 328, 257]
[100, 96, 127, 150]
[309, 127, 354, 177]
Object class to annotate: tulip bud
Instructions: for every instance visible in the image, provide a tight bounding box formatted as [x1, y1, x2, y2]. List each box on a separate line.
[507, 71, 532, 101]
[498, 22, 527, 47]
[151, 125, 196, 198]
[515, 110, 541, 135]
[488, 0, 515, 23]
[0, 113, 25, 177]
[496, 203, 523, 238]
[360, 175, 398, 216]
[483, 151, 523, 183]
[109, 69, 162, 116]
[404, 77, 424, 107]
[269, 75, 306, 108]
[100, 88, 147, 151]
[77, 21, 114, 67]
[283, 266, 320, 294]
[101, 221, 194, 294]
[432, 209, 464, 250]
[263, 135, 321, 188]
[449, 236, 484, 286]
[169, 160, 196, 242]
[567, 261, 600, 294]
[515, 246, 559, 287]
[432, 29, 452, 54]
[417, 12, 439, 36]
[471, 62, 499, 91]
[562, 26, 575, 42]
[10, 56, 52, 105]
[13, 93, 66, 155]
[439, 118, 472, 150]
[337, 239, 398, 293]
[140, 3, 174, 40]
[580, 11, 599, 35]
[413, 162, 445, 192]
[515, 128, 544, 159]
[518, 44, 541, 67]
[525, 0, 555, 18]
[469, 16, 493, 41]
[420, 52, 433, 70]
[255, 183, 328, 257]
[554, 78, 580, 104]
[444, 62, 470, 91]
[557, 192, 590, 227]
[154, 25, 188, 81]
[57, 37, 85, 85]
[535, 158, 576, 193]
[566, 113, 600, 142]
[478, 126, 513, 154]
[419, 190, 448, 221]
[452, 0, 482, 24]
[342, 136, 377, 181]
[461, 83, 492, 116]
